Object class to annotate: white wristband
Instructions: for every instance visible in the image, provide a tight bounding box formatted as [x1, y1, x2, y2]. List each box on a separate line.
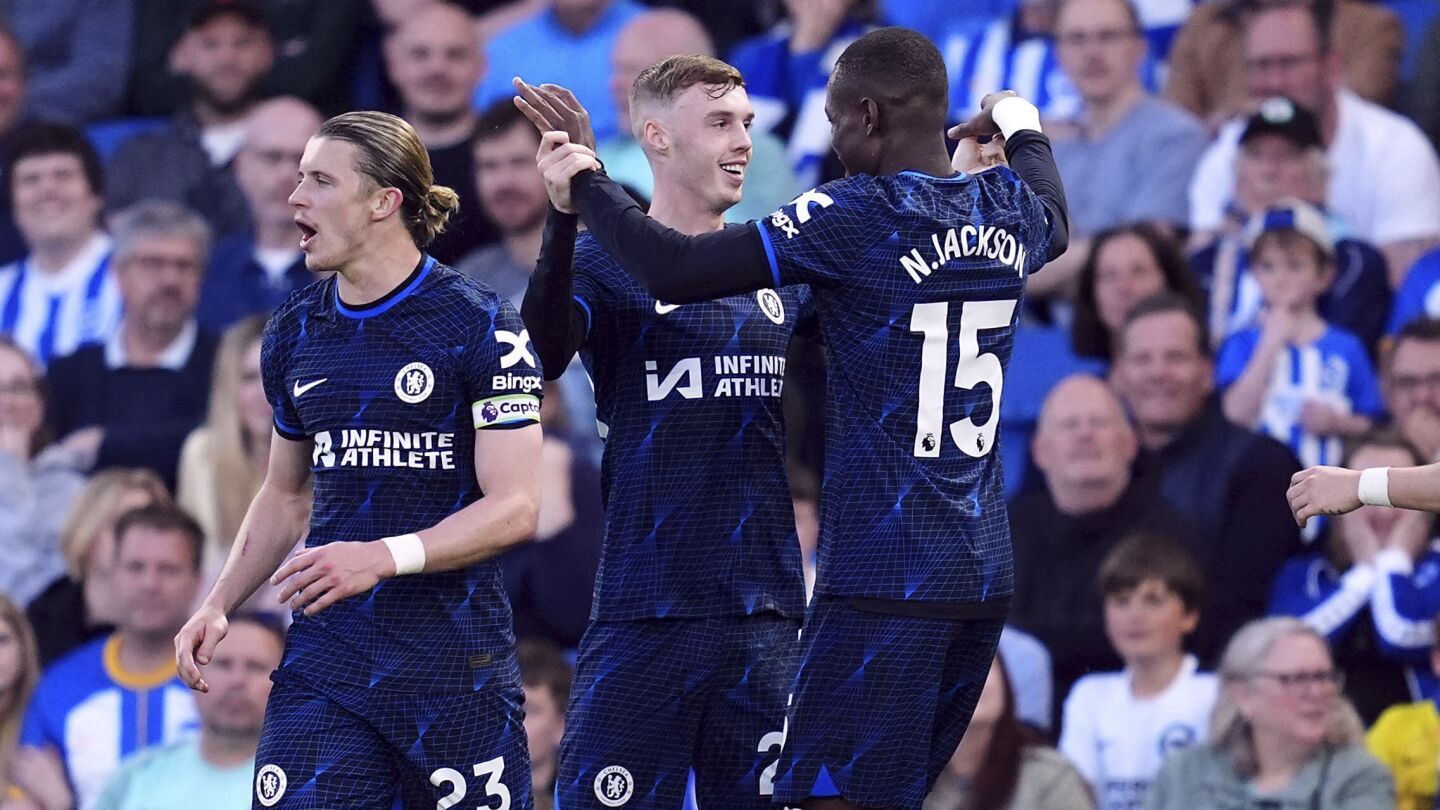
[1357, 467, 1392, 508]
[381, 533, 426, 576]
[991, 96, 1042, 139]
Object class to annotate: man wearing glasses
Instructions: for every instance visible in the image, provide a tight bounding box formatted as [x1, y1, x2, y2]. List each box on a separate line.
[1187, 1, 1440, 284]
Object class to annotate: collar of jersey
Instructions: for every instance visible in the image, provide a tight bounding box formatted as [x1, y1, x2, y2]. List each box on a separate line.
[899, 170, 967, 181]
[333, 254, 435, 320]
[103, 634, 177, 690]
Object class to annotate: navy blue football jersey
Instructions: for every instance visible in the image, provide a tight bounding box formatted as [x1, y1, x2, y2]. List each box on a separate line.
[572, 230, 809, 621]
[261, 256, 543, 693]
[753, 169, 1055, 604]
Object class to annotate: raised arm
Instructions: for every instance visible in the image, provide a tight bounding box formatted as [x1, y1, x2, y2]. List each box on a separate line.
[1291, 462, 1440, 525]
[520, 207, 588, 380]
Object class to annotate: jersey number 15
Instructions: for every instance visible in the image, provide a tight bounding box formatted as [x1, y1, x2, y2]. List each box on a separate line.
[909, 299, 1016, 459]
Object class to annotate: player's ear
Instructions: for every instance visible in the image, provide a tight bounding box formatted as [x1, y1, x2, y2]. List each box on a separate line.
[642, 118, 669, 155]
[861, 97, 880, 137]
[370, 186, 405, 222]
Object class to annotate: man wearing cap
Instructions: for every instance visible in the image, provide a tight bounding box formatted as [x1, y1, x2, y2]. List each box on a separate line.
[1187, 1, 1440, 284]
[1190, 97, 1389, 353]
[105, 0, 274, 240]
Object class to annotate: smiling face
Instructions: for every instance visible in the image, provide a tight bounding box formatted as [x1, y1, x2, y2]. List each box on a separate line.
[1236, 631, 1339, 751]
[10, 152, 102, 249]
[1114, 310, 1214, 437]
[178, 14, 273, 114]
[646, 82, 754, 214]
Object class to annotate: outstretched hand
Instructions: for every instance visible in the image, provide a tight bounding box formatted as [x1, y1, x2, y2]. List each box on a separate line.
[512, 78, 597, 152]
[948, 90, 1019, 142]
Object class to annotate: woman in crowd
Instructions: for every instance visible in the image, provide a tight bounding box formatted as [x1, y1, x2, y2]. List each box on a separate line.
[0, 338, 85, 607]
[925, 654, 1093, 810]
[0, 596, 39, 807]
[1070, 223, 1204, 364]
[1146, 617, 1393, 809]
[24, 469, 170, 666]
[177, 316, 279, 572]
[1268, 430, 1440, 724]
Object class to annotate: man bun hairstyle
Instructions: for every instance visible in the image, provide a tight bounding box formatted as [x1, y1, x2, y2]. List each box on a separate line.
[316, 111, 460, 248]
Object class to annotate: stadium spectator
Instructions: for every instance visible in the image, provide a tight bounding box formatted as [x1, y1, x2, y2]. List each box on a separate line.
[1068, 223, 1202, 364]
[518, 639, 572, 810]
[1043, 0, 1206, 296]
[93, 613, 283, 810]
[1269, 431, 1440, 725]
[456, 101, 549, 304]
[0, 22, 30, 268]
[1009, 374, 1200, 716]
[1366, 615, 1440, 810]
[0, 596, 38, 806]
[1059, 533, 1218, 809]
[942, 0, 1100, 126]
[1165, 0, 1402, 128]
[1111, 294, 1302, 663]
[728, 0, 877, 186]
[1216, 202, 1382, 472]
[2, 0, 133, 124]
[1146, 617, 1394, 809]
[474, 0, 644, 145]
[195, 97, 321, 332]
[598, 9, 799, 224]
[0, 123, 120, 367]
[924, 654, 1094, 810]
[19, 504, 203, 810]
[106, 1, 274, 241]
[45, 202, 218, 490]
[1187, 2, 1440, 284]
[1383, 318, 1440, 463]
[1389, 247, 1440, 337]
[384, 2, 499, 265]
[24, 470, 170, 667]
[1190, 99, 1389, 353]
[176, 316, 271, 570]
[0, 338, 84, 607]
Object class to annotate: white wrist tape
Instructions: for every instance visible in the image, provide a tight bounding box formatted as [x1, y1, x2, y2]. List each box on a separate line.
[1357, 467, 1392, 508]
[991, 96, 1042, 139]
[381, 533, 426, 575]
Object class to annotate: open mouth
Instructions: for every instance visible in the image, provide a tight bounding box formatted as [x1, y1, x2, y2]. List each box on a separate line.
[296, 220, 318, 249]
[721, 162, 746, 182]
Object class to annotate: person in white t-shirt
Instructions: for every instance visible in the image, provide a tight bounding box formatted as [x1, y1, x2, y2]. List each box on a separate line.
[1059, 531, 1219, 810]
[1187, 2, 1440, 285]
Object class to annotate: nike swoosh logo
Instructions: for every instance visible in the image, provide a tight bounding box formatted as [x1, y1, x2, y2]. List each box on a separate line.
[292, 378, 327, 397]
[655, 301, 680, 315]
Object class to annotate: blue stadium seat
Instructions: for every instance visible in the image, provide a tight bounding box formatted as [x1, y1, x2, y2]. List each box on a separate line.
[85, 117, 169, 160]
[1387, 0, 1439, 80]
[999, 324, 1107, 497]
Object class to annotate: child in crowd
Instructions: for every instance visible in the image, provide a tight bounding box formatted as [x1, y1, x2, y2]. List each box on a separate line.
[1218, 200, 1383, 473]
[1059, 533, 1218, 810]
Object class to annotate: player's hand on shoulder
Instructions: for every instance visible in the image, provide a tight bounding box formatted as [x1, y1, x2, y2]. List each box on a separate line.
[513, 78, 596, 151]
[175, 603, 229, 692]
[1287, 465, 1362, 527]
[271, 540, 395, 617]
[536, 131, 601, 214]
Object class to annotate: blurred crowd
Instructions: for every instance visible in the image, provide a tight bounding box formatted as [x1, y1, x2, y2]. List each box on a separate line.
[0, 0, 1437, 808]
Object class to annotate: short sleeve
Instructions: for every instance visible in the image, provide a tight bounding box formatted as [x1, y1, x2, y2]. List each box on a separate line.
[466, 298, 543, 430]
[1214, 330, 1256, 389]
[260, 312, 304, 441]
[754, 179, 877, 289]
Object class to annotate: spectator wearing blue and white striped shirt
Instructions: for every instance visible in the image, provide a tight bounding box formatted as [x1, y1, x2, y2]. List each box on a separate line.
[0, 122, 119, 368]
[1269, 431, 1440, 725]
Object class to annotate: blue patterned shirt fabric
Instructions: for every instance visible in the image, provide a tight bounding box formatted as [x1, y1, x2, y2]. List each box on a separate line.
[754, 169, 1054, 604]
[572, 230, 811, 621]
[261, 257, 542, 693]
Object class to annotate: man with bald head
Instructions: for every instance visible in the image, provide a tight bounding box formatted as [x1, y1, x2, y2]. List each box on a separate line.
[597, 9, 799, 222]
[1008, 374, 1201, 716]
[384, 1, 498, 264]
[196, 97, 323, 331]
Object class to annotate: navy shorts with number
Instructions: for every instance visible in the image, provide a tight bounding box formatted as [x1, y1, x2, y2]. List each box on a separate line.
[556, 614, 799, 810]
[771, 595, 1006, 810]
[252, 670, 532, 810]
